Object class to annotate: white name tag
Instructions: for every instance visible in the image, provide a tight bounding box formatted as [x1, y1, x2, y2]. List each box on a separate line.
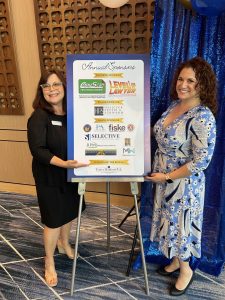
[51, 120, 62, 126]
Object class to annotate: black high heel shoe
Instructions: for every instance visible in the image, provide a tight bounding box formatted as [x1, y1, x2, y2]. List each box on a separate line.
[157, 266, 180, 276]
[170, 272, 195, 296]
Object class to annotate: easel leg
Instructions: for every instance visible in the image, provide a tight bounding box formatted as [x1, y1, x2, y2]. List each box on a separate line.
[106, 181, 110, 251]
[70, 182, 86, 296]
[118, 204, 136, 228]
[130, 182, 149, 295]
[126, 224, 138, 276]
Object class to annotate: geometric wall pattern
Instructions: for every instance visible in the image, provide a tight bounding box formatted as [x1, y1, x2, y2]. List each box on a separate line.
[0, 0, 23, 115]
[34, 0, 155, 73]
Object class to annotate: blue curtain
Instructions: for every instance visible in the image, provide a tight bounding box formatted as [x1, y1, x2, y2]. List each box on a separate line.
[133, 0, 225, 276]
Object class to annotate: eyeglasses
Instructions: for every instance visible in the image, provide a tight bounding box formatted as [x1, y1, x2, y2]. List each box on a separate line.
[40, 82, 63, 91]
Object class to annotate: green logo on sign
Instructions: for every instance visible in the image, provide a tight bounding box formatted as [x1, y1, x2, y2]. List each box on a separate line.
[79, 79, 106, 94]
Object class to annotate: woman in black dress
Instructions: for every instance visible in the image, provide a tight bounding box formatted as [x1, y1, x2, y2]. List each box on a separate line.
[27, 70, 89, 287]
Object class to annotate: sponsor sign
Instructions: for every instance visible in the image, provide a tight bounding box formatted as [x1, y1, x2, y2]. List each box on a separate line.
[67, 54, 150, 178]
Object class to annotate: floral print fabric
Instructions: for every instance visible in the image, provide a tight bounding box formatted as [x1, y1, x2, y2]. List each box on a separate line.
[150, 101, 216, 260]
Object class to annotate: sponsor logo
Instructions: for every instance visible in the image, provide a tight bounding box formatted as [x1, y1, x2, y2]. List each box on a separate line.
[85, 134, 91, 141]
[127, 124, 135, 131]
[86, 142, 116, 148]
[95, 166, 122, 173]
[95, 124, 106, 131]
[95, 124, 105, 131]
[124, 138, 131, 146]
[85, 149, 117, 155]
[94, 106, 104, 116]
[94, 106, 123, 116]
[109, 80, 136, 95]
[83, 124, 91, 132]
[79, 79, 106, 94]
[85, 133, 120, 141]
[122, 147, 135, 156]
[86, 142, 98, 148]
[109, 124, 126, 132]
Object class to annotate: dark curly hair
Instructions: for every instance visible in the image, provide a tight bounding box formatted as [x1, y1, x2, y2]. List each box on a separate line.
[32, 69, 67, 114]
[170, 57, 217, 115]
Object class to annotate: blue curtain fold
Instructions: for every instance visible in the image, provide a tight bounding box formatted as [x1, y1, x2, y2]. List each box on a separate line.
[134, 0, 225, 276]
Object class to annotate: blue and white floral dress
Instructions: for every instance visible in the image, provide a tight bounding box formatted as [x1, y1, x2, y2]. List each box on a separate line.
[150, 101, 216, 261]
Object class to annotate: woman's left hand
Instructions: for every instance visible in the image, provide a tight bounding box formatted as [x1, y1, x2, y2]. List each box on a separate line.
[66, 160, 90, 169]
[145, 172, 166, 183]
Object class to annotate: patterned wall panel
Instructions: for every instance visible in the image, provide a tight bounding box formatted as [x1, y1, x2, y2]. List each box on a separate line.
[0, 0, 23, 115]
[34, 0, 155, 72]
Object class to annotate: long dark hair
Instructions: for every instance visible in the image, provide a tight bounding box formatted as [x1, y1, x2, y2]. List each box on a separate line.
[32, 69, 67, 113]
[170, 57, 217, 115]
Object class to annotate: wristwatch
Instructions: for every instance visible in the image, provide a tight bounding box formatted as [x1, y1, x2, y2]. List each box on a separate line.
[165, 173, 173, 183]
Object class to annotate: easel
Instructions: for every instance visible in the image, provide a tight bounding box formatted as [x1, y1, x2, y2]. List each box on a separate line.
[70, 178, 150, 296]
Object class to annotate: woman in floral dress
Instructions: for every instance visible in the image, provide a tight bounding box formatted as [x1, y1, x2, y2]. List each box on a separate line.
[146, 57, 217, 296]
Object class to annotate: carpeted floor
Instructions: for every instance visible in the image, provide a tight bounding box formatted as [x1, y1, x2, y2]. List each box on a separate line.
[0, 191, 224, 299]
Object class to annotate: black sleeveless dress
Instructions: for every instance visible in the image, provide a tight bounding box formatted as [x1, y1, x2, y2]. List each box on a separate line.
[27, 108, 85, 228]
